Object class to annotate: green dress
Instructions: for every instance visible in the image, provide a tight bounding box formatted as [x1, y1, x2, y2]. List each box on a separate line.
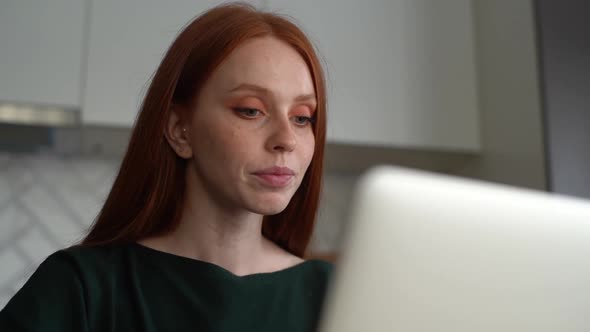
[0, 243, 333, 331]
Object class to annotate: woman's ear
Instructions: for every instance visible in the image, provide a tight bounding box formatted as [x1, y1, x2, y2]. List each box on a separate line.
[165, 108, 193, 159]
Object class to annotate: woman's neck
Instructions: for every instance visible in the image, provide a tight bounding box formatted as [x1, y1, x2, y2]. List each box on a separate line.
[139, 171, 302, 276]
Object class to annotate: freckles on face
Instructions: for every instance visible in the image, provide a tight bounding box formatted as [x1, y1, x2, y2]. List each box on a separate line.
[185, 36, 318, 214]
[193, 111, 245, 168]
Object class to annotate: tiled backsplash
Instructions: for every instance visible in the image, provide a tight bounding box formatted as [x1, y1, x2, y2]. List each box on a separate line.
[0, 152, 357, 308]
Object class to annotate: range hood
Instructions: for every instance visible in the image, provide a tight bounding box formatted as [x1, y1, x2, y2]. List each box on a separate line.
[0, 102, 79, 127]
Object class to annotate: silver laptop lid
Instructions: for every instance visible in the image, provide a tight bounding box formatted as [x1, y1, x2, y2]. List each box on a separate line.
[321, 166, 590, 332]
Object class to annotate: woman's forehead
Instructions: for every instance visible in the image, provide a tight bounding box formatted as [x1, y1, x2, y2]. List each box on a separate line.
[207, 37, 315, 98]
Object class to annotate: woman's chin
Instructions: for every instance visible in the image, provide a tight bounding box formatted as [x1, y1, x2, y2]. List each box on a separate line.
[254, 203, 289, 216]
[249, 196, 292, 216]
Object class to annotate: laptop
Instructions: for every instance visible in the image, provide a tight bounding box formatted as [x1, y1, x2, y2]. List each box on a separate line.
[319, 166, 590, 331]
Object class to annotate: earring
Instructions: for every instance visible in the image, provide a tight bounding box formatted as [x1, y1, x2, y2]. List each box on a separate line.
[177, 129, 187, 153]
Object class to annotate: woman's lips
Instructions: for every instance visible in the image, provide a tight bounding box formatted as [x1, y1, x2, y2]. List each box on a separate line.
[253, 174, 294, 187]
[252, 166, 295, 187]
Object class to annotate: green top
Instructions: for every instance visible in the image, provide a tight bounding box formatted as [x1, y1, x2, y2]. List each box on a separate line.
[0, 243, 333, 332]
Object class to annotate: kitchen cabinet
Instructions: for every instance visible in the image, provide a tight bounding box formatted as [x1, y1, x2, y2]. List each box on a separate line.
[267, 0, 480, 151]
[82, 0, 261, 126]
[82, 0, 480, 151]
[0, 0, 86, 108]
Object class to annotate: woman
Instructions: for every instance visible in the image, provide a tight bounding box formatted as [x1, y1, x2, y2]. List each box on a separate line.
[0, 2, 331, 331]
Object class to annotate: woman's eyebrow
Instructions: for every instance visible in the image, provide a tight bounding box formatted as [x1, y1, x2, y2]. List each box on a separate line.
[227, 83, 269, 95]
[294, 93, 316, 103]
[228, 83, 316, 102]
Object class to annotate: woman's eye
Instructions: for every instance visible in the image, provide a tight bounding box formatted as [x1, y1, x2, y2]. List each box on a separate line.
[293, 116, 314, 126]
[234, 108, 261, 118]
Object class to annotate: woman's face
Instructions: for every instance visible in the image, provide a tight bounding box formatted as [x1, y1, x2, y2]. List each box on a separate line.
[183, 36, 317, 216]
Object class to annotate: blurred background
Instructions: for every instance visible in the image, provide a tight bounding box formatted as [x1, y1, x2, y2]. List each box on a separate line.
[1, 0, 589, 308]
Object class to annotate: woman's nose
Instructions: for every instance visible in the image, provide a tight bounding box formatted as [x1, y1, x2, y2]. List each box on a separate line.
[265, 116, 297, 153]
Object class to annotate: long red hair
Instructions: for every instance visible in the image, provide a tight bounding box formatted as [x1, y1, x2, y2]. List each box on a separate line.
[81, 2, 327, 257]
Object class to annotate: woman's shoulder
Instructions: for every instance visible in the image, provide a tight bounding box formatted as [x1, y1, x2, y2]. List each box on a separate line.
[2, 245, 129, 310]
[49, 243, 125, 265]
[0, 244, 129, 330]
[33, 243, 131, 284]
[305, 259, 334, 276]
[295, 258, 334, 290]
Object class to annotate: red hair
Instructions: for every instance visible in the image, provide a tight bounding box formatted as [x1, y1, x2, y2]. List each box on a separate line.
[81, 2, 327, 257]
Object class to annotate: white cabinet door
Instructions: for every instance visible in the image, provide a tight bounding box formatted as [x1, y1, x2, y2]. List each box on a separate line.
[0, 0, 86, 108]
[266, 0, 480, 151]
[82, 0, 262, 126]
